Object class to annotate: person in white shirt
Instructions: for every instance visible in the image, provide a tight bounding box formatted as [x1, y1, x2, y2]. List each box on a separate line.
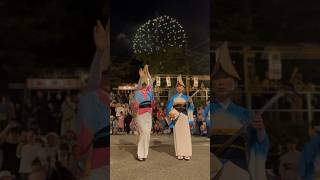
[16, 129, 47, 180]
[280, 139, 301, 180]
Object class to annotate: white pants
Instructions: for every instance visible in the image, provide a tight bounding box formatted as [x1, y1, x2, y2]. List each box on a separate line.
[136, 112, 152, 158]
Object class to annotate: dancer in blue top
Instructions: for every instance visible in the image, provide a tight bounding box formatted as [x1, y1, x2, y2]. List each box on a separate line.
[166, 75, 194, 160]
[299, 118, 320, 180]
[211, 42, 269, 180]
[203, 102, 210, 133]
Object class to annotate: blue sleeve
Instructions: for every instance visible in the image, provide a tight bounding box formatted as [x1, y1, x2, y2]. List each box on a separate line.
[166, 95, 174, 116]
[186, 96, 194, 125]
[86, 53, 101, 91]
[299, 142, 317, 180]
[299, 146, 308, 180]
[187, 98, 194, 112]
[134, 91, 139, 102]
[245, 109, 269, 156]
[203, 105, 210, 129]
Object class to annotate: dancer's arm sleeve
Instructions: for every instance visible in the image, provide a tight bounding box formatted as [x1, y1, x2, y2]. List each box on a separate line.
[166, 96, 174, 116]
[203, 105, 210, 128]
[86, 52, 102, 91]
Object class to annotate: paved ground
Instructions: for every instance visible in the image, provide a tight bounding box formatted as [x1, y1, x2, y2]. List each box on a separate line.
[110, 134, 210, 180]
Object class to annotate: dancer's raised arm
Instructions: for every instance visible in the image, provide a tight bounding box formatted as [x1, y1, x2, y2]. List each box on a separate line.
[86, 20, 109, 91]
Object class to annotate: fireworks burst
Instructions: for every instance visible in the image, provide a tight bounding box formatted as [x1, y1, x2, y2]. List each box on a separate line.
[133, 15, 187, 55]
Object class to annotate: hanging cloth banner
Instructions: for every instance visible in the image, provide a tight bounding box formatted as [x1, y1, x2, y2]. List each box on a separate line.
[268, 51, 282, 80]
[166, 76, 171, 87]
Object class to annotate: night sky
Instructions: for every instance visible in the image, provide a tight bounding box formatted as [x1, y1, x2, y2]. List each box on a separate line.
[111, 0, 210, 57]
[0, 0, 108, 68]
[0, 0, 108, 90]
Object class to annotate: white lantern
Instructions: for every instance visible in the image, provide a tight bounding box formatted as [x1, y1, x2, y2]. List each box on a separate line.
[193, 76, 198, 88]
[156, 76, 161, 87]
[166, 77, 171, 87]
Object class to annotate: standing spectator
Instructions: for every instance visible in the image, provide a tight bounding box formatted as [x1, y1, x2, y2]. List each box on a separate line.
[280, 139, 301, 180]
[60, 96, 76, 135]
[299, 118, 320, 179]
[289, 67, 304, 123]
[0, 96, 12, 131]
[22, 99, 33, 129]
[124, 113, 133, 134]
[33, 91, 50, 135]
[63, 130, 76, 155]
[57, 143, 70, 168]
[115, 104, 124, 119]
[196, 108, 204, 135]
[45, 133, 59, 177]
[110, 101, 117, 118]
[69, 144, 81, 179]
[0, 126, 20, 178]
[111, 116, 117, 135]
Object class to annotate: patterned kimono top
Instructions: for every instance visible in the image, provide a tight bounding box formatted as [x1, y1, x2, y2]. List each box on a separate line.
[166, 93, 194, 128]
[211, 101, 269, 180]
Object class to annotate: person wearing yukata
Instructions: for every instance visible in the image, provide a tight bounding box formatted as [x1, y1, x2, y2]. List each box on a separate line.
[76, 19, 110, 179]
[211, 42, 269, 180]
[132, 65, 155, 161]
[203, 101, 210, 136]
[299, 117, 320, 180]
[166, 75, 194, 160]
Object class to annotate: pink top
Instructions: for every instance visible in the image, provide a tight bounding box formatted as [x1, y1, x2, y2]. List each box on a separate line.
[133, 85, 155, 115]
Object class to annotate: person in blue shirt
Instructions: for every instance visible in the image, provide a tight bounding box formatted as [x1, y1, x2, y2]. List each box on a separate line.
[299, 118, 320, 180]
[211, 42, 269, 180]
[166, 75, 194, 160]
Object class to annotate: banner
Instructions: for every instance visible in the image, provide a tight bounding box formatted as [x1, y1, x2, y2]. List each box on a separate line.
[26, 78, 81, 90]
[166, 76, 171, 87]
[268, 51, 282, 80]
[193, 76, 199, 87]
[156, 76, 161, 87]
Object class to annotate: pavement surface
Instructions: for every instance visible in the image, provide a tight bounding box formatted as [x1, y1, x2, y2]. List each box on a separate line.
[110, 134, 210, 180]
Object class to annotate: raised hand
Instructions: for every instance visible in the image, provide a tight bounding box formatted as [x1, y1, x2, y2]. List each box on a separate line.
[94, 19, 109, 53]
[143, 64, 149, 74]
[139, 68, 145, 77]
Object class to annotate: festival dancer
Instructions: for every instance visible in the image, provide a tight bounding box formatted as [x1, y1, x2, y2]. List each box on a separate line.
[203, 101, 211, 136]
[166, 75, 194, 160]
[211, 42, 269, 180]
[76, 19, 109, 179]
[299, 118, 320, 180]
[132, 65, 154, 161]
